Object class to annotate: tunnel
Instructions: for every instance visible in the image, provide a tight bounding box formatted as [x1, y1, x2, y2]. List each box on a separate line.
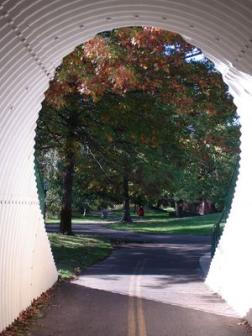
[0, 0, 252, 331]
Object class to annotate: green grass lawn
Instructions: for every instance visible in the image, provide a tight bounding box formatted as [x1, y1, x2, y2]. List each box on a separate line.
[46, 214, 102, 224]
[48, 234, 112, 279]
[109, 212, 221, 235]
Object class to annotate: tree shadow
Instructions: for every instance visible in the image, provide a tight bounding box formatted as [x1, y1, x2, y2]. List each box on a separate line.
[29, 283, 244, 336]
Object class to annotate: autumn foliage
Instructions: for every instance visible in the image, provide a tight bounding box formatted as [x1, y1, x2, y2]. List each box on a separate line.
[46, 27, 227, 118]
[37, 26, 240, 228]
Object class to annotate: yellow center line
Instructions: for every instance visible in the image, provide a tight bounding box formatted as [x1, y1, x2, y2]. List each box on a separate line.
[136, 261, 147, 336]
[128, 261, 140, 336]
[128, 286, 136, 336]
[127, 260, 147, 336]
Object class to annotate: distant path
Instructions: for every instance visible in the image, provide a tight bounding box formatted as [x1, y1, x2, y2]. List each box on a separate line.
[30, 220, 251, 336]
[46, 220, 211, 244]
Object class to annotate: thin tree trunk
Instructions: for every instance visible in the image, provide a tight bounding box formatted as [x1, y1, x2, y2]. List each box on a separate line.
[175, 200, 183, 217]
[121, 175, 132, 222]
[156, 199, 162, 209]
[60, 151, 75, 234]
[199, 200, 206, 216]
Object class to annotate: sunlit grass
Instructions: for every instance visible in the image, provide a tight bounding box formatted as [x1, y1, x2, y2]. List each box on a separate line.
[46, 214, 102, 224]
[109, 213, 221, 235]
[47, 210, 221, 236]
[48, 234, 112, 279]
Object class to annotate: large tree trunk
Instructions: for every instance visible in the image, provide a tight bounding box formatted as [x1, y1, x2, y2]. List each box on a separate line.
[121, 175, 132, 222]
[60, 150, 75, 234]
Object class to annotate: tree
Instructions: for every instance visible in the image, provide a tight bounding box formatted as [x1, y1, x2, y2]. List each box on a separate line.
[36, 93, 103, 234]
[36, 26, 240, 228]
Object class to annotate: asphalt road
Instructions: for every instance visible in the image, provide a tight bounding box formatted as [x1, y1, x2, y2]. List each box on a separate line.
[30, 223, 251, 336]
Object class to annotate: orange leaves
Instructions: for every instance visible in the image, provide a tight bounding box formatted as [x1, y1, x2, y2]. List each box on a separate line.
[78, 63, 137, 99]
[45, 80, 73, 108]
[140, 134, 147, 145]
[111, 65, 137, 92]
[106, 134, 113, 142]
[83, 36, 110, 60]
[79, 78, 106, 101]
[1, 288, 53, 336]
[202, 134, 239, 154]
[205, 103, 217, 115]
[177, 96, 194, 110]
[129, 27, 172, 53]
[44, 26, 231, 121]
[51, 27, 185, 103]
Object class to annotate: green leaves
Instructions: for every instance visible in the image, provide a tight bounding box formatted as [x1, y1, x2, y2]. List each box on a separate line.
[36, 27, 240, 215]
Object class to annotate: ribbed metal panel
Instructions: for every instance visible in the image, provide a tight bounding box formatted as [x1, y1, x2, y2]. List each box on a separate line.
[0, 0, 252, 331]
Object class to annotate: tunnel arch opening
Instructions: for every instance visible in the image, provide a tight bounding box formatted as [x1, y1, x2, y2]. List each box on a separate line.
[35, 25, 241, 240]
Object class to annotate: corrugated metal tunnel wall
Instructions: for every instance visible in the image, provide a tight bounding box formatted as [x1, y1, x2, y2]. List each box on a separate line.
[0, 0, 252, 331]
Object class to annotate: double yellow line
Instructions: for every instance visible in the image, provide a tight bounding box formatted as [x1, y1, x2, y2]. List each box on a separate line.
[128, 260, 147, 336]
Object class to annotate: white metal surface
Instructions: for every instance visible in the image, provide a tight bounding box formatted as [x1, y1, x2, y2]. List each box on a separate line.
[0, 0, 252, 331]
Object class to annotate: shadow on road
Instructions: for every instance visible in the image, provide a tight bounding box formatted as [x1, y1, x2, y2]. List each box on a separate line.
[30, 282, 249, 336]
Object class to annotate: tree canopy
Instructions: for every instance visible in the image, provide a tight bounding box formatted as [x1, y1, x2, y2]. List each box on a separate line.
[35, 27, 240, 233]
